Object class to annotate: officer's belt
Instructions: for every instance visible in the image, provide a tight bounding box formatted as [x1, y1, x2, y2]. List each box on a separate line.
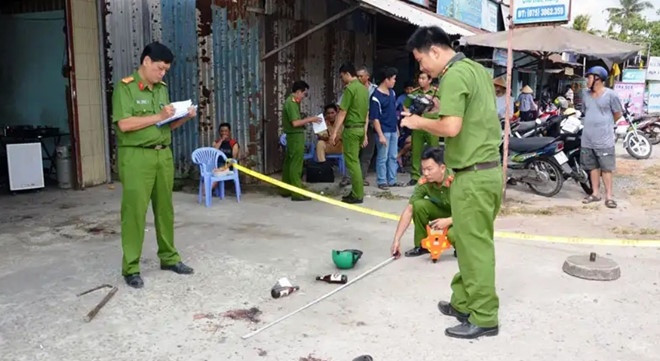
[344, 123, 365, 129]
[452, 160, 499, 173]
[123, 144, 169, 150]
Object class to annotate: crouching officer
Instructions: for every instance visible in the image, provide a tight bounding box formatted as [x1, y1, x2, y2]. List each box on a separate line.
[390, 147, 454, 257]
[112, 42, 196, 288]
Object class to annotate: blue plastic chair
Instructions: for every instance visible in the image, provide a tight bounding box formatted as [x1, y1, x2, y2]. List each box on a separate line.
[191, 147, 241, 207]
[280, 134, 345, 176]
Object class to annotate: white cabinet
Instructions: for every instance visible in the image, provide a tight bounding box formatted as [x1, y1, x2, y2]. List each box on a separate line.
[7, 143, 44, 191]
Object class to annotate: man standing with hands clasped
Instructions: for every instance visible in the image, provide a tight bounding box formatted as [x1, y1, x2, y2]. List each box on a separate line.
[400, 26, 503, 339]
[112, 42, 197, 289]
[579, 66, 621, 209]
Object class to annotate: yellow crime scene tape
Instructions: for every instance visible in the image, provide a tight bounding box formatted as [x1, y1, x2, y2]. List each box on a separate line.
[231, 162, 660, 248]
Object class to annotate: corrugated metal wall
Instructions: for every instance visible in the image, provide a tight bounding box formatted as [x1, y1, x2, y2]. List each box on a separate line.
[262, 0, 374, 173]
[210, 4, 262, 167]
[104, 0, 262, 176]
[160, 0, 199, 176]
[104, 0, 374, 176]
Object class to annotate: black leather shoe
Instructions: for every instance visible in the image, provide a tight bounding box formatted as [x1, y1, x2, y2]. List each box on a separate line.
[404, 247, 429, 257]
[342, 195, 363, 204]
[352, 356, 373, 361]
[161, 262, 194, 275]
[124, 274, 144, 289]
[445, 322, 499, 339]
[437, 301, 469, 322]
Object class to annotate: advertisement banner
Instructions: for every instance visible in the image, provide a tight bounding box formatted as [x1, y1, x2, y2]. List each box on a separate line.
[648, 82, 660, 114]
[622, 69, 647, 83]
[513, 0, 572, 25]
[614, 82, 645, 116]
[437, 0, 484, 29]
[647, 57, 660, 81]
[482, 0, 499, 32]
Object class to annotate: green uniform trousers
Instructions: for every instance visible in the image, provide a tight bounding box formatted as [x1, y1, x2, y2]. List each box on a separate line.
[412, 199, 452, 248]
[449, 166, 502, 328]
[342, 127, 366, 199]
[118, 146, 181, 276]
[281, 132, 305, 199]
[411, 130, 440, 181]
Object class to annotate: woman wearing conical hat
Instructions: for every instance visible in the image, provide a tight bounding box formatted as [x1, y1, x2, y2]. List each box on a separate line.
[517, 85, 537, 121]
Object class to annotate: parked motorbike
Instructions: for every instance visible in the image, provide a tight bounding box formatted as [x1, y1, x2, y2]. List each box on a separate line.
[502, 136, 567, 197]
[637, 116, 660, 145]
[544, 109, 592, 195]
[616, 102, 653, 159]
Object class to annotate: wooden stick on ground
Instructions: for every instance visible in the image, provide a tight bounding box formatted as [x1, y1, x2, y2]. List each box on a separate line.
[77, 284, 118, 322]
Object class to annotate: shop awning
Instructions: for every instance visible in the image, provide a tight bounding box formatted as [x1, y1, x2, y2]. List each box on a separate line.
[358, 0, 482, 37]
[461, 25, 643, 64]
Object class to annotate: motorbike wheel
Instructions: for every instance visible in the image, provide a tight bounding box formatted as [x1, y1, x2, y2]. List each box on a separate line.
[570, 153, 593, 195]
[646, 124, 660, 145]
[624, 131, 653, 159]
[525, 158, 564, 197]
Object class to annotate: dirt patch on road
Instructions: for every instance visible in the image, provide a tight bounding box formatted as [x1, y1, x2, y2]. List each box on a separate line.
[627, 165, 660, 208]
[299, 355, 328, 361]
[498, 199, 596, 217]
[610, 226, 660, 237]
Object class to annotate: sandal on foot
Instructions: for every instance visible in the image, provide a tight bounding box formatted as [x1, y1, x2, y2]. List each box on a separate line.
[605, 199, 617, 208]
[582, 195, 602, 204]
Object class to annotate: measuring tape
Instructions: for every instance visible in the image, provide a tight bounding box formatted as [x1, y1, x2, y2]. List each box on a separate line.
[230, 162, 660, 248]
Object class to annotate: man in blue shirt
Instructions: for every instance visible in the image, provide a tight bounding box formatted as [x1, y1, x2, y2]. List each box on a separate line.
[370, 67, 402, 189]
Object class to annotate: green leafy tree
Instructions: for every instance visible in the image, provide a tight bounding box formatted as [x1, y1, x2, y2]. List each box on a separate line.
[606, 0, 655, 38]
[572, 14, 591, 32]
[648, 20, 660, 56]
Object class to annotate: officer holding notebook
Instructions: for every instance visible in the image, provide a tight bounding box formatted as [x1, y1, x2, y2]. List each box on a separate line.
[112, 42, 196, 289]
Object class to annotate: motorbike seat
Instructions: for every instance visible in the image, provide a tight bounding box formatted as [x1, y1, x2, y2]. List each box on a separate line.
[509, 136, 557, 153]
[515, 121, 538, 133]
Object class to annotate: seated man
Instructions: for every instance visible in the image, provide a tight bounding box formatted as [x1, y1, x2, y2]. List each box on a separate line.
[316, 103, 342, 163]
[213, 122, 239, 162]
[390, 147, 454, 257]
[210, 122, 239, 191]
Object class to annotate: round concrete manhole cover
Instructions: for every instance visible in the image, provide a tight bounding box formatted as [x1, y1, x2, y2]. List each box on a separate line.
[562, 252, 620, 281]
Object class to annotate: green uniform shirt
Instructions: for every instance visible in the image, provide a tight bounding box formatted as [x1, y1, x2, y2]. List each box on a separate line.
[112, 71, 172, 147]
[409, 171, 453, 214]
[339, 79, 369, 128]
[438, 58, 501, 170]
[282, 94, 303, 134]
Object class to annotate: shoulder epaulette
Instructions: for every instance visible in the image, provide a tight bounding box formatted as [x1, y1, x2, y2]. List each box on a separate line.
[443, 175, 454, 188]
[121, 76, 134, 84]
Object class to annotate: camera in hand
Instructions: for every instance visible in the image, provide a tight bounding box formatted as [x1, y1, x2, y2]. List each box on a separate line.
[407, 94, 434, 116]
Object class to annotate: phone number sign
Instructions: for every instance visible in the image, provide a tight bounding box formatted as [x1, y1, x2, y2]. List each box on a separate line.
[513, 0, 571, 25]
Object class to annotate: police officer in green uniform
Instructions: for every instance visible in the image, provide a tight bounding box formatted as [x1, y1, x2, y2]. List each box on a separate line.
[401, 26, 503, 339]
[330, 63, 369, 204]
[390, 147, 454, 257]
[280, 80, 321, 201]
[403, 72, 441, 185]
[112, 42, 196, 289]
